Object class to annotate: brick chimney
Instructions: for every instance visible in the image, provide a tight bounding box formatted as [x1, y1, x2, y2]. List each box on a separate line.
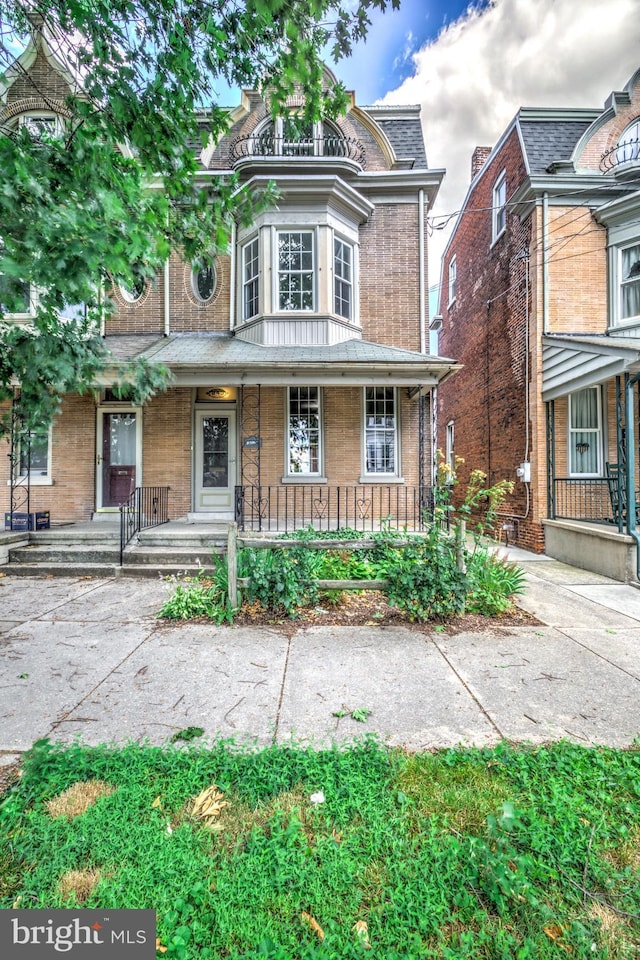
[471, 146, 492, 181]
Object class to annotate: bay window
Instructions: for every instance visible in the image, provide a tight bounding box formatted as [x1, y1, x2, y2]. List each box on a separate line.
[334, 238, 353, 319]
[278, 231, 314, 311]
[242, 237, 259, 320]
[620, 243, 640, 322]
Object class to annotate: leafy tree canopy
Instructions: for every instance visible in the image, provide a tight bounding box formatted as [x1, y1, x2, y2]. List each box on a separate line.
[0, 0, 399, 435]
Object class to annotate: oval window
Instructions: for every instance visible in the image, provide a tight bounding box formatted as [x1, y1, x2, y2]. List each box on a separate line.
[119, 277, 146, 303]
[192, 262, 216, 303]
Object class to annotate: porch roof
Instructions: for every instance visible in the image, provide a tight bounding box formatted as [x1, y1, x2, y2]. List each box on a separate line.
[104, 333, 460, 388]
[542, 333, 640, 401]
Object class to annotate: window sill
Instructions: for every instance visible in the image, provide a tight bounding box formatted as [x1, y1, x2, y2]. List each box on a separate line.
[281, 476, 327, 484]
[490, 227, 506, 250]
[8, 477, 53, 486]
[359, 476, 405, 484]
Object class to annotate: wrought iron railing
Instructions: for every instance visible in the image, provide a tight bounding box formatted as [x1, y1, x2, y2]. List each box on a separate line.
[552, 478, 614, 524]
[600, 138, 640, 172]
[234, 484, 434, 532]
[119, 486, 170, 564]
[229, 134, 365, 165]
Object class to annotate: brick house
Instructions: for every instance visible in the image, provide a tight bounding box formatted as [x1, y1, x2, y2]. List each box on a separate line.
[435, 67, 640, 581]
[1, 27, 458, 539]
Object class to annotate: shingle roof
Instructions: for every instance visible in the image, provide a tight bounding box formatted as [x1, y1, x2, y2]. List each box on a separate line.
[519, 119, 594, 174]
[106, 333, 453, 366]
[374, 118, 428, 169]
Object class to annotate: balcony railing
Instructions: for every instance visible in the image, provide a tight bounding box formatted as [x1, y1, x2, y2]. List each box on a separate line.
[230, 134, 365, 165]
[552, 478, 614, 524]
[235, 484, 433, 532]
[600, 138, 640, 173]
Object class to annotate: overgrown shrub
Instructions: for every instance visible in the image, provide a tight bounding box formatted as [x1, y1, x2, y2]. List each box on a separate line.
[239, 546, 319, 616]
[384, 536, 468, 621]
[466, 550, 527, 615]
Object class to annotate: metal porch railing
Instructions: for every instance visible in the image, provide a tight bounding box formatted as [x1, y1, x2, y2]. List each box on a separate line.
[234, 484, 434, 533]
[552, 478, 614, 524]
[119, 486, 170, 564]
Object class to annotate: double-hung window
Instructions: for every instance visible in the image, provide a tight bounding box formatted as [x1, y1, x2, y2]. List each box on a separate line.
[492, 171, 507, 242]
[242, 237, 259, 320]
[287, 386, 321, 476]
[334, 238, 353, 319]
[445, 420, 455, 478]
[569, 388, 602, 476]
[17, 428, 52, 484]
[448, 255, 457, 305]
[0, 275, 33, 315]
[620, 243, 640, 322]
[278, 231, 314, 311]
[364, 387, 398, 476]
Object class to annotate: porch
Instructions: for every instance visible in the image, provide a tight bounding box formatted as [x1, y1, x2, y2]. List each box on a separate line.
[2, 478, 435, 577]
[543, 335, 640, 582]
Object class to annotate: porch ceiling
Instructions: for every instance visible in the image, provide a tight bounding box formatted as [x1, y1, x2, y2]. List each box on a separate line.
[103, 333, 461, 388]
[542, 334, 640, 401]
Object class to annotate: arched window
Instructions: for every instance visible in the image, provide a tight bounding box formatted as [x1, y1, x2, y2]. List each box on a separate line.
[616, 119, 640, 165]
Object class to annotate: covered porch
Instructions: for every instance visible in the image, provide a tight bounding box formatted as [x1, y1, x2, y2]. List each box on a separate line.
[543, 333, 640, 582]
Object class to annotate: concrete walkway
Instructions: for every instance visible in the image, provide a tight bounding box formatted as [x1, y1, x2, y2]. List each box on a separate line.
[1, 547, 639, 763]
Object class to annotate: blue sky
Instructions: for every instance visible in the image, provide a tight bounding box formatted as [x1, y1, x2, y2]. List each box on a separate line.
[331, 0, 487, 103]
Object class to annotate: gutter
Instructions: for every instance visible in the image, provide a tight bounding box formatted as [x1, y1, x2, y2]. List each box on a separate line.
[542, 191, 549, 334]
[625, 373, 640, 581]
[419, 189, 426, 353]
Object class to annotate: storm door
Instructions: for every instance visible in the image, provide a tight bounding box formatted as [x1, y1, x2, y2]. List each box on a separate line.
[194, 409, 236, 512]
[96, 409, 140, 509]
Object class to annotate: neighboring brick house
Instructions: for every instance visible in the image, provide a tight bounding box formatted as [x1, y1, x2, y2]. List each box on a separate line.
[435, 67, 640, 581]
[1, 26, 458, 533]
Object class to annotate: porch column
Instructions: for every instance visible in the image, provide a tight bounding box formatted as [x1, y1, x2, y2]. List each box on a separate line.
[545, 400, 555, 520]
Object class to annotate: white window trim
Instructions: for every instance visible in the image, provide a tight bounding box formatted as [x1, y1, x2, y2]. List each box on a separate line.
[10, 426, 53, 486]
[333, 235, 354, 321]
[275, 228, 316, 313]
[18, 112, 63, 139]
[241, 236, 260, 320]
[448, 255, 457, 306]
[568, 387, 603, 478]
[445, 420, 455, 478]
[0, 278, 37, 318]
[190, 261, 217, 304]
[284, 386, 325, 480]
[618, 241, 640, 325]
[361, 386, 402, 481]
[492, 170, 507, 244]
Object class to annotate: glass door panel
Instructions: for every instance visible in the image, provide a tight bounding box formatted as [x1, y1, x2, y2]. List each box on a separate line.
[101, 412, 137, 507]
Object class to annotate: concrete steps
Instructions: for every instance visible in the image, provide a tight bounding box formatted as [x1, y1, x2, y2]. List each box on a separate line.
[2, 520, 229, 577]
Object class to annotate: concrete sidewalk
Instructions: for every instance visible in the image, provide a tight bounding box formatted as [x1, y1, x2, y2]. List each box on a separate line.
[1, 547, 639, 763]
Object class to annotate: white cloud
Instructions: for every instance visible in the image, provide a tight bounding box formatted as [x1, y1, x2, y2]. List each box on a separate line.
[380, 0, 640, 288]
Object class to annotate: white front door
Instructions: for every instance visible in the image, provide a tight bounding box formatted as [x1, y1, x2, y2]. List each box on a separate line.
[96, 407, 142, 510]
[194, 409, 236, 513]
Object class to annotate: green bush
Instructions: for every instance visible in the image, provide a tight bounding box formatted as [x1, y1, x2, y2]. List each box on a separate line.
[384, 536, 468, 621]
[239, 546, 319, 616]
[158, 582, 234, 623]
[467, 550, 527, 615]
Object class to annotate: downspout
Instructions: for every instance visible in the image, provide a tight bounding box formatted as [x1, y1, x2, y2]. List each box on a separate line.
[229, 220, 237, 332]
[163, 257, 170, 336]
[419, 189, 426, 354]
[625, 373, 640, 581]
[542, 191, 550, 334]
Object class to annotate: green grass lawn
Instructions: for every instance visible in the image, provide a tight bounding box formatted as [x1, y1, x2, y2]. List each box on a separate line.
[1, 738, 639, 958]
